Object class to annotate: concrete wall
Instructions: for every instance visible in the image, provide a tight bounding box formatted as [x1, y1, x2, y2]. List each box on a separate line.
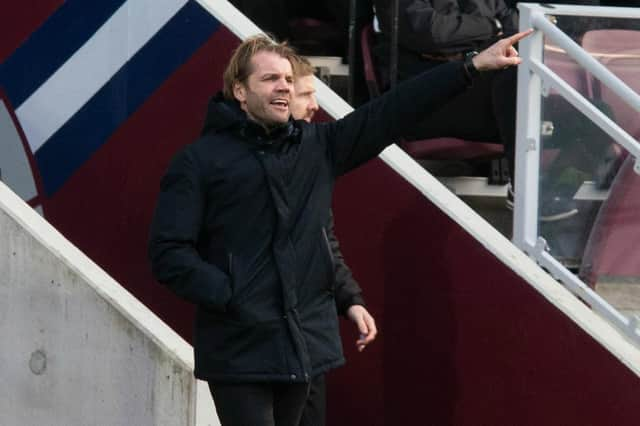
[0, 181, 218, 425]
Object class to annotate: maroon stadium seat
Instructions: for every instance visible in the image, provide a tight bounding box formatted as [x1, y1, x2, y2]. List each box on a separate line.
[580, 156, 640, 287]
[579, 30, 640, 287]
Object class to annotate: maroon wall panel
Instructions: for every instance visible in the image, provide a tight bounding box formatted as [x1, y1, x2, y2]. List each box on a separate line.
[0, 0, 64, 63]
[329, 158, 640, 425]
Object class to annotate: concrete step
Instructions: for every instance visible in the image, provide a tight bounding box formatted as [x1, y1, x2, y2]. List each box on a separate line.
[595, 278, 640, 318]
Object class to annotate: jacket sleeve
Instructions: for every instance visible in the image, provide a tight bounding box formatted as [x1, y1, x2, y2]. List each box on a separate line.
[148, 147, 232, 311]
[496, 1, 519, 35]
[321, 60, 468, 176]
[392, 0, 497, 53]
[326, 211, 365, 315]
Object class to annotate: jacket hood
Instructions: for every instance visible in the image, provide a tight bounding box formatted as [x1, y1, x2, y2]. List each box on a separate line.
[200, 92, 245, 136]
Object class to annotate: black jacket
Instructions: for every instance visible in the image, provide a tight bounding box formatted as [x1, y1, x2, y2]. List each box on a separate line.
[374, 0, 517, 83]
[375, 0, 518, 55]
[148, 61, 468, 383]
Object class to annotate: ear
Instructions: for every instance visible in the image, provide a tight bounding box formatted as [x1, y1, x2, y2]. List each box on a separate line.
[233, 81, 247, 103]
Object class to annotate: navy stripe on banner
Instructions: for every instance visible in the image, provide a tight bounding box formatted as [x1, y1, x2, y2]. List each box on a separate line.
[0, 0, 126, 108]
[35, 1, 221, 196]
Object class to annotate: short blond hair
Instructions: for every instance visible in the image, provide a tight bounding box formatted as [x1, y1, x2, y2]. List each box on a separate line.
[290, 55, 315, 78]
[222, 34, 297, 100]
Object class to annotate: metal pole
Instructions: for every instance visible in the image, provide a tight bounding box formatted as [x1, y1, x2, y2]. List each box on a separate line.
[531, 11, 640, 113]
[347, 0, 357, 104]
[513, 4, 543, 250]
[390, 0, 399, 88]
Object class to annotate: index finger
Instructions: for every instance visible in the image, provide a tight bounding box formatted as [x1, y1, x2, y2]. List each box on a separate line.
[508, 28, 535, 45]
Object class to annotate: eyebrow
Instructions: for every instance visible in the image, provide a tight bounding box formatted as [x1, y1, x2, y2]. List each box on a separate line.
[261, 72, 293, 79]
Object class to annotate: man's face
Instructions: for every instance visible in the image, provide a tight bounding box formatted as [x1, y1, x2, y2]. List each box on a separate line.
[290, 74, 318, 123]
[233, 51, 293, 128]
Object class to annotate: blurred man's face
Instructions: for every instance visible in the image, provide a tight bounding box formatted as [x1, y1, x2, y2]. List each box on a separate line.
[290, 74, 319, 123]
[233, 51, 293, 128]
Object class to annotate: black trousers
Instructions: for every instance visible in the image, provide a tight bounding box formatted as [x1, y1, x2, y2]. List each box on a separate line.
[299, 375, 326, 426]
[209, 376, 325, 426]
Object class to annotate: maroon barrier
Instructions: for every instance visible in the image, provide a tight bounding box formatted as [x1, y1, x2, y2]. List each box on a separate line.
[329, 158, 640, 425]
[0, 0, 63, 63]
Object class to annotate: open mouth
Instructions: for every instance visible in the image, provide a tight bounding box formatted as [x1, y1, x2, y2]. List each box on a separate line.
[270, 99, 289, 110]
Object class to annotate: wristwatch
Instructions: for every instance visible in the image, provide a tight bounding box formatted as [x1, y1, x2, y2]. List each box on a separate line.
[463, 50, 480, 81]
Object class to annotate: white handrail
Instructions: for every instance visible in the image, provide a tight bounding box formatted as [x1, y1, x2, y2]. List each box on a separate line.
[524, 3, 640, 19]
[528, 57, 640, 158]
[538, 249, 640, 345]
[531, 11, 640, 114]
[516, 3, 640, 349]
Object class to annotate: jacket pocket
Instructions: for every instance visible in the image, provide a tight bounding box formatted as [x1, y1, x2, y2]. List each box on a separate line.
[225, 253, 251, 315]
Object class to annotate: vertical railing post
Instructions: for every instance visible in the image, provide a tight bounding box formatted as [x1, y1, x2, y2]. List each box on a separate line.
[513, 5, 544, 252]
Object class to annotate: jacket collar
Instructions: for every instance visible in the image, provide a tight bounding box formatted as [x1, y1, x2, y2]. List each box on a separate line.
[201, 92, 300, 146]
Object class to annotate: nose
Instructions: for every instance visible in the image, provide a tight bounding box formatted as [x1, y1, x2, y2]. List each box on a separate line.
[275, 77, 291, 92]
[309, 96, 319, 113]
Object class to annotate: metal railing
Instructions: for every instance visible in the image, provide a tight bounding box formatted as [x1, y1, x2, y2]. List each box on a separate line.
[514, 3, 640, 344]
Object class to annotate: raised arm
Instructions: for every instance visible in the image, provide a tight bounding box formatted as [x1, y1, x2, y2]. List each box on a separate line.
[321, 28, 532, 176]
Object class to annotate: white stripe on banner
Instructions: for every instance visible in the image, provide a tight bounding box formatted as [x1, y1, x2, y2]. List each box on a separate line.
[16, 0, 188, 153]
